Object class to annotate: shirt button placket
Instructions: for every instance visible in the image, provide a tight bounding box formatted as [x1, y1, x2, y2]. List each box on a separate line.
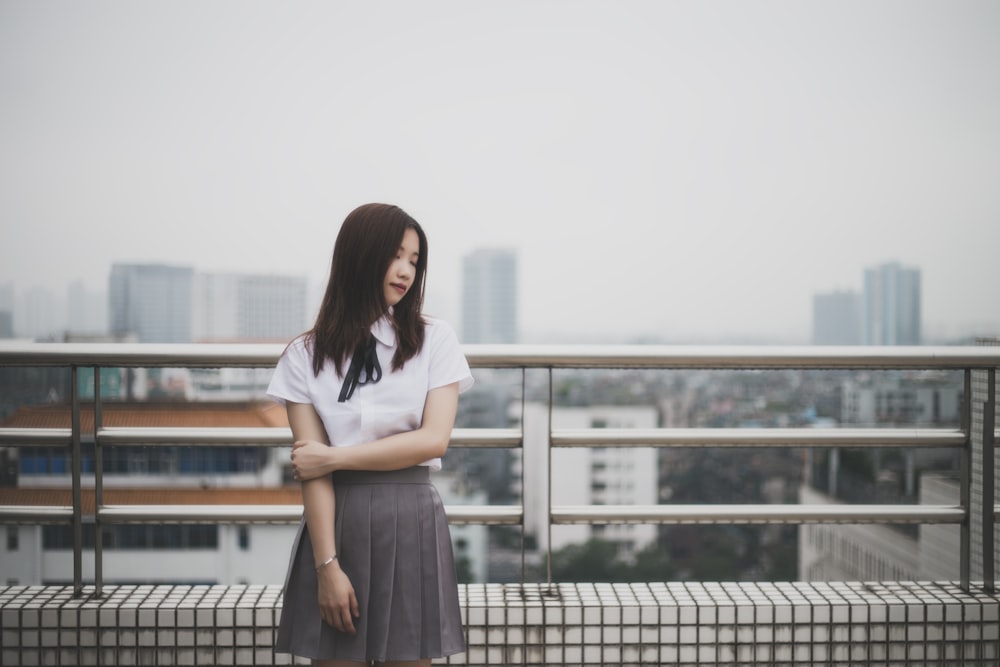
[358, 382, 372, 444]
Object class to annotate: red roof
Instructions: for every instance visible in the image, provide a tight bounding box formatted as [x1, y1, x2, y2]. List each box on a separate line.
[0, 401, 289, 431]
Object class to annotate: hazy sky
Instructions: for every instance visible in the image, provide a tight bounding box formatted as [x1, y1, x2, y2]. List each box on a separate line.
[1, 1, 998, 343]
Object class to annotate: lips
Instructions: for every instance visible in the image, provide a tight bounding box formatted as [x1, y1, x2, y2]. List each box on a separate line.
[391, 282, 407, 294]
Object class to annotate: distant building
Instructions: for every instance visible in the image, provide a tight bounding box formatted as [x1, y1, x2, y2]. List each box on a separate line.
[918, 474, 961, 581]
[435, 470, 490, 583]
[519, 403, 659, 559]
[193, 272, 307, 342]
[0, 400, 488, 586]
[186, 367, 273, 402]
[67, 280, 107, 335]
[863, 262, 921, 345]
[0, 283, 12, 338]
[799, 485, 920, 581]
[0, 283, 12, 312]
[840, 372, 961, 427]
[799, 369, 964, 582]
[812, 290, 861, 345]
[109, 264, 193, 343]
[0, 400, 294, 585]
[461, 248, 517, 344]
[17, 285, 64, 340]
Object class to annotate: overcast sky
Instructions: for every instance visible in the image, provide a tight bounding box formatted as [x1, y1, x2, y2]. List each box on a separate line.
[1, 0, 997, 343]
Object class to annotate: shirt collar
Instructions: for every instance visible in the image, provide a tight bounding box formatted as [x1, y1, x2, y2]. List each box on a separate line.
[371, 313, 396, 347]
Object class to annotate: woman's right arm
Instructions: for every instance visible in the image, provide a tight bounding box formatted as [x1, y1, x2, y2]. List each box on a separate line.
[286, 401, 359, 634]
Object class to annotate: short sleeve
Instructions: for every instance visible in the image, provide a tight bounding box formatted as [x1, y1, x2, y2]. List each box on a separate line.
[266, 337, 313, 405]
[425, 319, 474, 394]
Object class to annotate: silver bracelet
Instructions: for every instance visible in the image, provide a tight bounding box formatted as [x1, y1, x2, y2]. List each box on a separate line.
[315, 554, 338, 572]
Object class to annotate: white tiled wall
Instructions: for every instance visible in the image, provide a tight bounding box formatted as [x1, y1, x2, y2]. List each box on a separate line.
[1, 582, 998, 666]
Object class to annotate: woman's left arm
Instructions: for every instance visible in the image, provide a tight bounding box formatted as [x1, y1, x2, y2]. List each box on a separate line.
[290, 382, 459, 477]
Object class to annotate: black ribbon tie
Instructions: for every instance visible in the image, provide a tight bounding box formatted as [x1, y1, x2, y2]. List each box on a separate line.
[338, 336, 382, 402]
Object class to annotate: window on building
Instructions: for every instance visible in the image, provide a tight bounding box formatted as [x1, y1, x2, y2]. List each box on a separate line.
[43, 524, 218, 550]
[6, 526, 18, 551]
[238, 526, 250, 551]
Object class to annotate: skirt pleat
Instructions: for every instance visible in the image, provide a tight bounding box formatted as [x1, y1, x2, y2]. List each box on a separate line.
[275, 467, 465, 662]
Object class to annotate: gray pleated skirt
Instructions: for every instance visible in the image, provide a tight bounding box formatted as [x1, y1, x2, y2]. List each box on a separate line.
[275, 467, 465, 662]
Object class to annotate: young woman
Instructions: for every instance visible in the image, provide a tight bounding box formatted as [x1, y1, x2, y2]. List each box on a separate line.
[267, 203, 473, 666]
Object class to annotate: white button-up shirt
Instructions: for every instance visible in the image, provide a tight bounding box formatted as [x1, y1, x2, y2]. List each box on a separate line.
[267, 316, 473, 470]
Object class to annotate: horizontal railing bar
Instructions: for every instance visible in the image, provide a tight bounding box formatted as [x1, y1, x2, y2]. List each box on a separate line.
[98, 427, 290, 445]
[551, 504, 966, 525]
[0, 428, 72, 446]
[0, 506, 74, 523]
[551, 427, 967, 448]
[96, 504, 523, 526]
[464, 345, 1000, 369]
[95, 426, 521, 448]
[1, 425, 960, 450]
[450, 428, 522, 448]
[442, 506, 523, 525]
[2, 342, 999, 370]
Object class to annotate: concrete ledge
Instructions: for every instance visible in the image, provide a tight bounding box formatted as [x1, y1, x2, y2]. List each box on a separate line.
[1, 582, 998, 665]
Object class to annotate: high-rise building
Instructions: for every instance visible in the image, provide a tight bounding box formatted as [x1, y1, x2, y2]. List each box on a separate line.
[0, 283, 12, 339]
[461, 248, 517, 343]
[812, 290, 862, 345]
[193, 273, 307, 342]
[67, 280, 108, 335]
[17, 286, 65, 340]
[109, 264, 193, 343]
[863, 262, 922, 345]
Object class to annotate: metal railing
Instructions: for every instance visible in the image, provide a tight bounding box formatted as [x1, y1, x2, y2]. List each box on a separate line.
[0, 342, 997, 597]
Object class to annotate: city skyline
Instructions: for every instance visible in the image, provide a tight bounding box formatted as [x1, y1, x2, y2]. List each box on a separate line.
[0, 254, 990, 344]
[2, 2, 998, 343]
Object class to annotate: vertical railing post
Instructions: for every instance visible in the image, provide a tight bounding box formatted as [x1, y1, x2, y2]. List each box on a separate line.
[94, 367, 104, 598]
[960, 369, 971, 591]
[983, 369, 996, 592]
[70, 365, 83, 597]
[545, 368, 554, 585]
[519, 369, 526, 584]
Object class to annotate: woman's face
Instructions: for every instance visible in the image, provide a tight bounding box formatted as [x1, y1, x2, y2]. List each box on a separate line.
[383, 227, 420, 307]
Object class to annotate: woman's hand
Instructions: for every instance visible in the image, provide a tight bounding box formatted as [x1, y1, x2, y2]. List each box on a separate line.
[316, 562, 359, 634]
[291, 439, 335, 481]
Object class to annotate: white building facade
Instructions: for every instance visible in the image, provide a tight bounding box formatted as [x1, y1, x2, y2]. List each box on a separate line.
[519, 402, 659, 558]
[192, 272, 307, 342]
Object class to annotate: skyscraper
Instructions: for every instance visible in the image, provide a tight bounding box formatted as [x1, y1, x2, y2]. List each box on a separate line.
[461, 248, 518, 344]
[193, 273, 307, 342]
[862, 262, 922, 345]
[0, 283, 13, 339]
[109, 264, 193, 343]
[812, 290, 862, 345]
[67, 280, 107, 335]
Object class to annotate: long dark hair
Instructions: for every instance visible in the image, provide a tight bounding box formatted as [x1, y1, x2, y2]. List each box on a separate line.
[308, 203, 427, 377]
